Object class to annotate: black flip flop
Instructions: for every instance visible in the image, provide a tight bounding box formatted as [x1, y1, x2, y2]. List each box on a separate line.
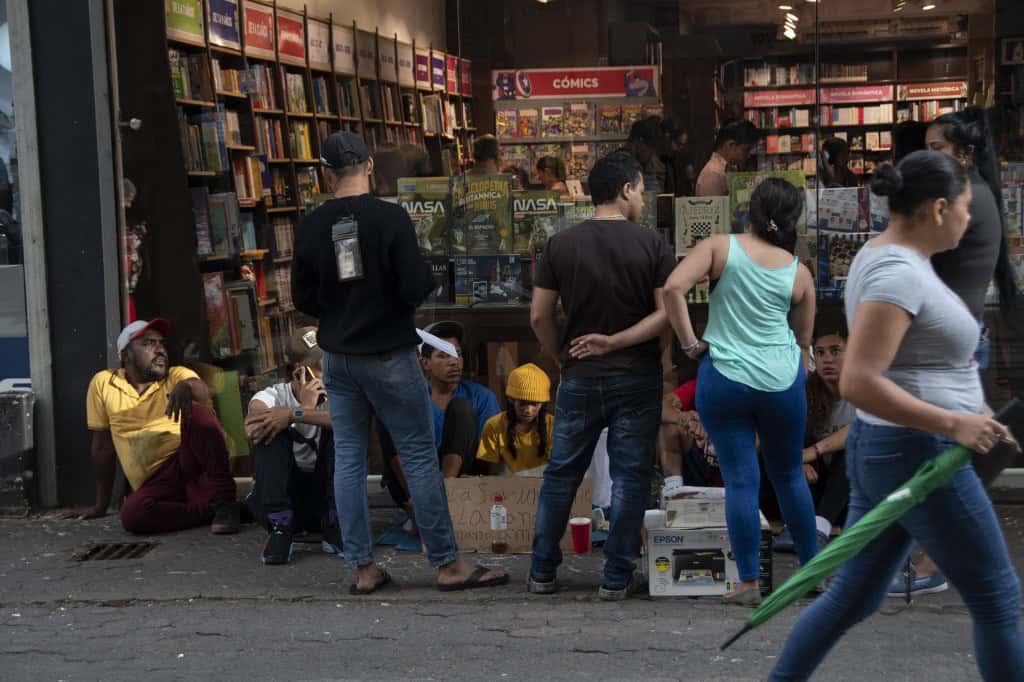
[349, 569, 392, 595]
[437, 565, 510, 592]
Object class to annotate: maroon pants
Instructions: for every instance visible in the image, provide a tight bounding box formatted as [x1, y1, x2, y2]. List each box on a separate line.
[120, 404, 236, 534]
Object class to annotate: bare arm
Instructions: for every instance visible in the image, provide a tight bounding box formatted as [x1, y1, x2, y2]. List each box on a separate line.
[530, 286, 562, 366]
[841, 301, 1008, 451]
[664, 237, 716, 348]
[789, 264, 816, 347]
[803, 424, 851, 463]
[568, 290, 667, 359]
[88, 430, 116, 517]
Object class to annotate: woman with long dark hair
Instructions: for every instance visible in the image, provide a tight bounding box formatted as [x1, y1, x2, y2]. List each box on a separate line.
[664, 177, 819, 605]
[769, 152, 1022, 681]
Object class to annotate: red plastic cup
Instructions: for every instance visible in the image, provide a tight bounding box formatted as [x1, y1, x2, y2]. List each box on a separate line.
[570, 517, 592, 554]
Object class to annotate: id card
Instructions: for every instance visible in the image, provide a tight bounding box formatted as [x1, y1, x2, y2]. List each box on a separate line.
[332, 216, 365, 282]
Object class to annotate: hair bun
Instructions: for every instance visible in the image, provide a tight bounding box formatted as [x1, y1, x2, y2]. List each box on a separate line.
[870, 163, 903, 197]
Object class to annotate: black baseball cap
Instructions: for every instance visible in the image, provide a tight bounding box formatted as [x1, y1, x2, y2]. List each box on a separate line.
[321, 131, 370, 169]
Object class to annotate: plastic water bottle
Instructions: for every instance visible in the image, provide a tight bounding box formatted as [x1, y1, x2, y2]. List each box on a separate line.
[490, 495, 508, 554]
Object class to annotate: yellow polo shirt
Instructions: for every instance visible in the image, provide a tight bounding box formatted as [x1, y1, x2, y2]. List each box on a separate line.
[86, 366, 199, 490]
[476, 412, 554, 476]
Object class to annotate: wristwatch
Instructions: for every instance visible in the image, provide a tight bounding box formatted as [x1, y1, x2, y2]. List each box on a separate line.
[291, 407, 305, 426]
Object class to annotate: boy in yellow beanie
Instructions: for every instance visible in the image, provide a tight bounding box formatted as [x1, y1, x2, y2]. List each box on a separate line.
[476, 364, 555, 477]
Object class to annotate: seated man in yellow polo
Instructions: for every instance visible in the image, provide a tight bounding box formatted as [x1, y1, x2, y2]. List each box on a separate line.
[84, 319, 239, 534]
[476, 364, 554, 477]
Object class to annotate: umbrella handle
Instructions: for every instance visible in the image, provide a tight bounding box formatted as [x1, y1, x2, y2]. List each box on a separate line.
[720, 623, 752, 651]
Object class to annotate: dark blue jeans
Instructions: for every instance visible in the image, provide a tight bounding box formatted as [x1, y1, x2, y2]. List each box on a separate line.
[530, 373, 662, 590]
[696, 355, 817, 581]
[770, 420, 1024, 681]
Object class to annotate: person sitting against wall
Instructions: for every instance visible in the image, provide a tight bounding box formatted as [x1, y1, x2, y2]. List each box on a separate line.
[244, 327, 340, 565]
[77, 319, 239, 535]
[659, 377, 722, 499]
[379, 321, 501, 521]
[477, 363, 554, 477]
[775, 329, 853, 552]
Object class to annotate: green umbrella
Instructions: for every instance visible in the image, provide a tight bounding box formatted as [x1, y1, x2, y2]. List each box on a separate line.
[721, 398, 1023, 651]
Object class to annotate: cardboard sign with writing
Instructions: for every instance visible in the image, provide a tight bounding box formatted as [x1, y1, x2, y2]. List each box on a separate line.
[444, 477, 592, 554]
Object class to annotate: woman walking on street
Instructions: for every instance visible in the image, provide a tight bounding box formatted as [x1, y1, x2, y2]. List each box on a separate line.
[769, 151, 1023, 681]
[664, 178, 819, 605]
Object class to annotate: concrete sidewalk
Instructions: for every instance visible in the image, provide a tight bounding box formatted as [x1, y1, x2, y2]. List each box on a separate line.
[1, 504, 1022, 681]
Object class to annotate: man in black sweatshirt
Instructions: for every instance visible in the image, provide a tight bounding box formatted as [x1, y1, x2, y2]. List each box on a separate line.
[292, 132, 508, 594]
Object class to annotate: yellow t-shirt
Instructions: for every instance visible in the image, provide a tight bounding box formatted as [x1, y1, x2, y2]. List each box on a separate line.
[86, 366, 200, 490]
[476, 412, 554, 476]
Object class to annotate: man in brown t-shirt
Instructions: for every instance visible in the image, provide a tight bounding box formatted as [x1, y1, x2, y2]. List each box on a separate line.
[528, 152, 676, 600]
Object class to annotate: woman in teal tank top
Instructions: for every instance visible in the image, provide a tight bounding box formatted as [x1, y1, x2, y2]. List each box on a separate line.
[664, 178, 819, 605]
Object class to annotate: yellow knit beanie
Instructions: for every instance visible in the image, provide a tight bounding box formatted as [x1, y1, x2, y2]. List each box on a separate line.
[506, 363, 551, 403]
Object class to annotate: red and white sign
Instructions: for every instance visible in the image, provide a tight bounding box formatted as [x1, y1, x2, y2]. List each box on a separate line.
[243, 2, 275, 61]
[744, 84, 894, 109]
[460, 59, 472, 96]
[276, 10, 305, 65]
[491, 66, 659, 101]
[743, 89, 815, 108]
[446, 54, 459, 95]
[897, 81, 968, 101]
[821, 85, 893, 104]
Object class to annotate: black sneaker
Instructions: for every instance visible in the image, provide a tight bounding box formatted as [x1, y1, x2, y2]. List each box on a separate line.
[262, 524, 294, 565]
[210, 502, 241, 535]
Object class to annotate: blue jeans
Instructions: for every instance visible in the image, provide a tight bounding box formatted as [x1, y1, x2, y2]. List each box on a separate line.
[770, 420, 1024, 681]
[322, 348, 459, 568]
[531, 373, 662, 590]
[696, 355, 817, 581]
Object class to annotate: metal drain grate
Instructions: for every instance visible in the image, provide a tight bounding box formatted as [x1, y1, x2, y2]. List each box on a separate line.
[72, 542, 157, 562]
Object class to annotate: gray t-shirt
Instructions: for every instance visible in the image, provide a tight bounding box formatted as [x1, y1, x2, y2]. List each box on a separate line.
[845, 242, 983, 426]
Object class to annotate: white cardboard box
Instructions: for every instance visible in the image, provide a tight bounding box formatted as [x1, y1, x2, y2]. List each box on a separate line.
[645, 515, 772, 598]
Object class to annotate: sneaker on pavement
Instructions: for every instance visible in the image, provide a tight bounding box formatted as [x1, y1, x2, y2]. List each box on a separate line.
[527, 574, 559, 595]
[887, 567, 948, 598]
[321, 522, 343, 556]
[597, 573, 648, 601]
[262, 524, 294, 565]
[210, 501, 241, 534]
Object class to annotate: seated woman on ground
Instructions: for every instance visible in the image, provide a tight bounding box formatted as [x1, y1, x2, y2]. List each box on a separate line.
[776, 329, 853, 552]
[477, 364, 554, 477]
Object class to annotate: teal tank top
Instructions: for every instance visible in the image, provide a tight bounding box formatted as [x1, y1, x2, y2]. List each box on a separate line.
[704, 235, 800, 392]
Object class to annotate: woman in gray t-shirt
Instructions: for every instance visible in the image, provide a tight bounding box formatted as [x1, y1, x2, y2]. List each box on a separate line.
[770, 151, 1022, 682]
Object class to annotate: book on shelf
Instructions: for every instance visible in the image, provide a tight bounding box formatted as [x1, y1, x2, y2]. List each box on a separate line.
[256, 117, 286, 158]
[497, 110, 518, 139]
[273, 264, 294, 310]
[541, 106, 565, 137]
[191, 187, 214, 257]
[675, 196, 730, 257]
[421, 94, 444, 134]
[338, 79, 358, 117]
[511, 190, 560, 255]
[449, 174, 513, 256]
[289, 121, 314, 159]
[563, 102, 594, 137]
[381, 84, 398, 121]
[424, 256, 454, 306]
[398, 176, 450, 255]
[283, 70, 308, 113]
[598, 105, 622, 135]
[896, 99, 965, 123]
[453, 255, 523, 306]
[224, 109, 242, 145]
[169, 48, 213, 101]
[820, 63, 869, 82]
[271, 216, 295, 258]
[212, 58, 243, 94]
[462, 100, 475, 129]
[226, 282, 259, 352]
[311, 75, 331, 114]
[517, 108, 539, 138]
[203, 272, 237, 360]
[567, 143, 594, 180]
[401, 92, 419, 124]
[178, 108, 228, 173]
[820, 103, 893, 126]
[250, 64, 279, 110]
[207, 192, 242, 257]
[296, 167, 321, 208]
[240, 212, 257, 252]
[621, 104, 644, 132]
[360, 83, 380, 119]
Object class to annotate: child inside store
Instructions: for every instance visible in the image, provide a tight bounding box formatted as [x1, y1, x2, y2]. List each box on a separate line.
[477, 363, 555, 477]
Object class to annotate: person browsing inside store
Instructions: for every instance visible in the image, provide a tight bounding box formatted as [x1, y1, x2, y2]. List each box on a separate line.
[528, 151, 675, 600]
[769, 151, 1022, 682]
[476, 363, 554, 477]
[664, 177, 819, 606]
[821, 137, 859, 188]
[468, 135, 502, 175]
[695, 119, 759, 196]
[291, 131, 508, 594]
[244, 327, 341, 565]
[78, 319, 239, 535]
[535, 155, 569, 195]
[378, 320, 500, 518]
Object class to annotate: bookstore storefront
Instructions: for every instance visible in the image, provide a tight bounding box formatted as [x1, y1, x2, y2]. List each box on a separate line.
[68, 0, 1024, 501]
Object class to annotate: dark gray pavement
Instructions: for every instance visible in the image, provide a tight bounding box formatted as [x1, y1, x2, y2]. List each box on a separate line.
[2, 503, 1023, 681]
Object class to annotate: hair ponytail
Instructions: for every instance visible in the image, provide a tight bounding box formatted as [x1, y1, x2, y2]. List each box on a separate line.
[870, 151, 968, 218]
[749, 177, 803, 254]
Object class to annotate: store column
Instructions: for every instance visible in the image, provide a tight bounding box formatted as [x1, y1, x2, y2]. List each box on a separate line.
[17, 0, 121, 506]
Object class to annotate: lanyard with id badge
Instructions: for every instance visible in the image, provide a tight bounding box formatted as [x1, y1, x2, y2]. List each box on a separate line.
[332, 215, 365, 282]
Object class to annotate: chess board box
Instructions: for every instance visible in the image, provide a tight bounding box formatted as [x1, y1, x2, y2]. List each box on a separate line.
[675, 196, 731, 258]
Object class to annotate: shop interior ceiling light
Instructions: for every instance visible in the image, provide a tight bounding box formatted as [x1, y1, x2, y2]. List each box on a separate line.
[893, 0, 907, 12]
[921, 1, 937, 9]
[784, 27, 797, 39]
[786, 12, 799, 21]
[778, 4, 794, 9]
